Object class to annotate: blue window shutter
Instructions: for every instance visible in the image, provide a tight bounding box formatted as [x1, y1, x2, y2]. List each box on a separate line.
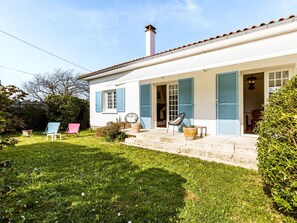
[116, 88, 125, 112]
[140, 84, 152, 129]
[216, 71, 239, 136]
[95, 91, 102, 112]
[178, 78, 194, 125]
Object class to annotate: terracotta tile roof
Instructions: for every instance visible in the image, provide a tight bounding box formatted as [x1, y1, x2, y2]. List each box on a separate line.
[80, 15, 296, 79]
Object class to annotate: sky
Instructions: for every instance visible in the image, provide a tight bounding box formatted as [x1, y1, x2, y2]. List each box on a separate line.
[0, 0, 297, 88]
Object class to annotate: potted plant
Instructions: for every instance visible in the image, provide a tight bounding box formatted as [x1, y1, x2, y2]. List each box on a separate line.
[22, 129, 33, 137]
[183, 125, 197, 140]
[131, 122, 141, 133]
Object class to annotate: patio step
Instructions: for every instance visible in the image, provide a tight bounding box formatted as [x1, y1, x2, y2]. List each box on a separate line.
[124, 131, 258, 170]
[125, 137, 183, 154]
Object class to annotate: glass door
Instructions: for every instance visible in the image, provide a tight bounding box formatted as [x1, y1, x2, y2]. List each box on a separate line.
[168, 84, 178, 122]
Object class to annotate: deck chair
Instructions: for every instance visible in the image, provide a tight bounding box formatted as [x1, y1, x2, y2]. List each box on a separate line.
[125, 113, 139, 123]
[251, 109, 263, 130]
[65, 123, 80, 136]
[43, 122, 61, 141]
[167, 112, 186, 135]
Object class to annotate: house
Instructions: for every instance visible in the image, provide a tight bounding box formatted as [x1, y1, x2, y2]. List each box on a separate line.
[79, 15, 297, 137]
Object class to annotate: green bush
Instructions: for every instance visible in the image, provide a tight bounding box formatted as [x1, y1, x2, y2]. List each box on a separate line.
[257, 75, 297, 216]
[0, 85, 26, 149]
[95, 122, 126, 142]
[13, 104, 48, 131]
[45, 95, 89, 130]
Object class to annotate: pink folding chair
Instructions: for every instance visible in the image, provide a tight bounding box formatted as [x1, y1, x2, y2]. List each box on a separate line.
[65, 123, 80, 136]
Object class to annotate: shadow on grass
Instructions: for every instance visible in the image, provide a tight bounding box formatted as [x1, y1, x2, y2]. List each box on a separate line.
[0, 142, 186, 222]
[262, 185, 297, 221]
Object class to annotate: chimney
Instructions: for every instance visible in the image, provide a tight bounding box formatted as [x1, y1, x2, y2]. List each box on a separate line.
[145, 24, 156, 56]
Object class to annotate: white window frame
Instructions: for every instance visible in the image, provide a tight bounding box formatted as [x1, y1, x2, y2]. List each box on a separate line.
[264, 68, 293, 101]
[168, 83, 178, 121]
[103, 90, 117, 113]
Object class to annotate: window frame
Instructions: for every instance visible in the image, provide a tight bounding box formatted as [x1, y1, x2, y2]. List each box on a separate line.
[264, 68, 293, 101]
[103, 90, 117, 113]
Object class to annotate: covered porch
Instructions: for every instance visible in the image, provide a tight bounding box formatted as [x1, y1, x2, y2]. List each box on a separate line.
[124, 129, 258, 170]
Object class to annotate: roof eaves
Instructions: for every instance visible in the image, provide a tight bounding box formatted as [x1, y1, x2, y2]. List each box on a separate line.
[79, 15, 296, 80]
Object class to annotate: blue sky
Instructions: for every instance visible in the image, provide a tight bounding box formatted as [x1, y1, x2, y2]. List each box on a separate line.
[1, 0, 297, 87]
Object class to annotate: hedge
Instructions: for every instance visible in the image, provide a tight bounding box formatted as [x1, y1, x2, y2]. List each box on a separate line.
[257, 75, 297, 216]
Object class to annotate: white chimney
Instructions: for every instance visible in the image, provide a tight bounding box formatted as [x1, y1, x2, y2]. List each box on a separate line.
[145, 24, 156, 56]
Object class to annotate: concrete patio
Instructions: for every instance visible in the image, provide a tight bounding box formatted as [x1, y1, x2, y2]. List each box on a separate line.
[124, 129, 258, 170]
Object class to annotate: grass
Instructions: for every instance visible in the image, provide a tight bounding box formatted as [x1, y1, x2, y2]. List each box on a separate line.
[0, 131, 294, 222]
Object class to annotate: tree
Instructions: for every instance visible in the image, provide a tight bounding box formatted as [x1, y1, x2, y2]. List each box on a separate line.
[22, 69, 89, 101]
[0, 85, 27, 149]
[45, 95, 89, 130]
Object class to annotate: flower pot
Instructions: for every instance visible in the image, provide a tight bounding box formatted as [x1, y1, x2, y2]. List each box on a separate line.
[131, 123, 141, 133]
[22, 129, 33, 137]
[183, 127, 197, 140]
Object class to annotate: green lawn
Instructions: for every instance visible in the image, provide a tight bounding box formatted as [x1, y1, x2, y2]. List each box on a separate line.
[0, 131, 293, 222]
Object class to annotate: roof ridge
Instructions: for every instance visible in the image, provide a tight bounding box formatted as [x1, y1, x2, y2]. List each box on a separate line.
[80, 15, 296, 78]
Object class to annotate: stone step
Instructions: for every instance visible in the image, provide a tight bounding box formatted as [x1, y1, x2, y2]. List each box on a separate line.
[124, 137, 182, 154]
[134, 133, 185, 144]
[124, 136, 258, 169]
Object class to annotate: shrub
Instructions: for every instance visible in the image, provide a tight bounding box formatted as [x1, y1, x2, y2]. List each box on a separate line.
[0, 85, 26, 134]
[95, 122, 126, 142]
[13, 104, 48, 131]
[0, 85, 26, 149]
[257, 75, 297, 216]
[45, 95, 89, 130]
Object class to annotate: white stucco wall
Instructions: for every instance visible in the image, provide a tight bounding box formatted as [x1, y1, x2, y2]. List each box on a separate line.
[139, 54, 297, 135]
[89, 75, 139, 128]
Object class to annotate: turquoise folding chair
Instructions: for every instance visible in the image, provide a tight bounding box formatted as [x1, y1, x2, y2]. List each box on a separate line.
[43, 122, 61, 141]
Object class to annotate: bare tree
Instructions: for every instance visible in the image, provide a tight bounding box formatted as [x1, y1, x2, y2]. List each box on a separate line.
[23, 69, 89, 101]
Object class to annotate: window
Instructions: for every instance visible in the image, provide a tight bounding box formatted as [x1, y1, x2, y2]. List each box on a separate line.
[169, 84, 178, 121]
[104, 90, 117, 112]
[96, 88, 125, 113]
[268, 70, 289, 94]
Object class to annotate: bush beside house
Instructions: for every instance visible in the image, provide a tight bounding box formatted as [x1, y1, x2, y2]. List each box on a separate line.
[94, 122, 126, 142]
[257, 75, 297, 216]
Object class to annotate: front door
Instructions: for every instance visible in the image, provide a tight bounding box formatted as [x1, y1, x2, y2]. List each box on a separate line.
[216, 72, 239, 136]
[156, 85, 167, 127]
[155, 83, 178, 128]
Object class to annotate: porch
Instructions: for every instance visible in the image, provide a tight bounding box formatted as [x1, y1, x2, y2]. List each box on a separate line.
[124, 129, 258, 170]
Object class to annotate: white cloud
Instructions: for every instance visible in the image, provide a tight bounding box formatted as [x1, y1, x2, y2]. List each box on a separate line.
[44, 0, 210, 30]
[43, 8, 121, 48]
[265, 0, 297, 16]
[280, 0, 297, 10]
[185, 0, 201, 13]
[41, 0, 212, 48]
[144, 0, 212, 30]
